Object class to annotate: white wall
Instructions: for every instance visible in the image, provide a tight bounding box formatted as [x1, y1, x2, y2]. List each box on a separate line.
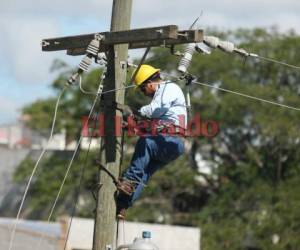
[64, 217, 200, 250]
[0, 224, 60, 250]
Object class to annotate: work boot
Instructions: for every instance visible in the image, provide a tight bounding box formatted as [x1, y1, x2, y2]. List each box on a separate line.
[116, 178, 135, 196]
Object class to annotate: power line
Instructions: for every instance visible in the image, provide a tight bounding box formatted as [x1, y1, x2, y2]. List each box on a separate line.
[102, 85, 135, 94]
[161, 72, 300, 112]
[8, 86, 67, 250]
[254, 54, 300, 71]
[194, 81, 300, 112]
[202, 35, 300, 72]
[62, 103, 102, 250]
[79, 75, 96, 95]
[79, 75, 135, 95]
[34, 73, 105, 250]
[11, 67, 133, 250]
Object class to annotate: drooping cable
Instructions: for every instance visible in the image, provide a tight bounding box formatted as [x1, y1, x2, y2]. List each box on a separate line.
[8, 86, 67, 250]
[79, 75, 135, 96]
[62, 104, 102, 250]
[35, 71, 105, 250]
[79, 75, 96, 95]
[11, 36, 104, 250]
[44, 93, 99, 224]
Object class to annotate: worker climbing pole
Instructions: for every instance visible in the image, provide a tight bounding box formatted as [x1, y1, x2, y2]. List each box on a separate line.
[115, 63, 187, 220]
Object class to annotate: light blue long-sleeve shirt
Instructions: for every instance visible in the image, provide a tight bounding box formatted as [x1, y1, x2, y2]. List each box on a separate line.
[139, 81, 187, 128]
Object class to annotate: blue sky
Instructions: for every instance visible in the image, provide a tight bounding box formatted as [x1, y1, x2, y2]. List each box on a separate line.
[0, 0, 299, 124]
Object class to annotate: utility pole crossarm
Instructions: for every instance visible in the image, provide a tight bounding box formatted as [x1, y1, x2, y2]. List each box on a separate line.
[41, 25, 178, 51]
[67, 30, 203, 56]
[129, 29, 203, 49]
[41, 25, 204, 56]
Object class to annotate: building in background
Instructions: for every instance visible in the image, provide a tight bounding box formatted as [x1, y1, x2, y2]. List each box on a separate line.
[0, 117, 100, 151]
[0, 121, 66, 150]
[0, 118, 99, 215]
[0, 217, 62, 250]
[0, 217, 201, 250]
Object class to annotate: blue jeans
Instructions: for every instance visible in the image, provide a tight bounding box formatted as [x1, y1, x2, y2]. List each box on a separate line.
[117, 134, 185, 208]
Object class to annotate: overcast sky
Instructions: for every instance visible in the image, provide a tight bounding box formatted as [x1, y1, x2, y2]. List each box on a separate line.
[0, 0, 299, 124]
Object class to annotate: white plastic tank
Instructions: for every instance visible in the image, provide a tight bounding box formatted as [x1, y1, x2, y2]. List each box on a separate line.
[116, 231, 159, 250]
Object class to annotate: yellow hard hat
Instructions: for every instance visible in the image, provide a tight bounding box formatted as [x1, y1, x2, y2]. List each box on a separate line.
[133, 64, 160, 88]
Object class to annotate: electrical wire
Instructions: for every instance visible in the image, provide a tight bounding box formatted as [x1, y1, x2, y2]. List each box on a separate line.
[161, 72, 300, 112]
[254, 54, 300, 71]
[79, 75, 95, 95]
[79, 74, 135, 96]
[65, 73, 135, 249]
[194, 81, 300, 111]
[102, 85, 135, 94]
[202, 35, 300, 72]
[34, 74, 105, 250]
[8, 86, 67, 250]
[62, 105, 101, 250]
[32, 67, 134, 250]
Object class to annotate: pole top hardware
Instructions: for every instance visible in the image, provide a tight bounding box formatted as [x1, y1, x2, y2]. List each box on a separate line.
[41, 25, 203, 56]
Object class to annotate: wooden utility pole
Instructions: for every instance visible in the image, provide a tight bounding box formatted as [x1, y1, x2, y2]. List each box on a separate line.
[92, 1, 132, 250]
[41, 4, 203, 250]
